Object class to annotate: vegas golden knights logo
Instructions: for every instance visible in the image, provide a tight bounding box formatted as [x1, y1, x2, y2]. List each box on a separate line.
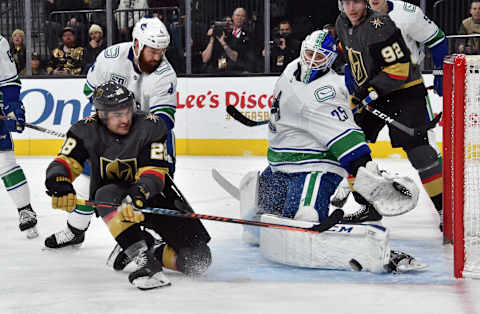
[347, 48, 368, 86]
[100, 157, 137, 182]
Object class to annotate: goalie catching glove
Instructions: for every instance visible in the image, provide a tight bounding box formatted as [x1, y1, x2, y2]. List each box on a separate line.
[353, 161, 419, 216]
[45, 176, 77, 211]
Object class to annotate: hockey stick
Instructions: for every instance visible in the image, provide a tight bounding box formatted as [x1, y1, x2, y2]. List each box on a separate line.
[226, 105, 269, 127]
[359, 91, 442, 137]
[0, 115, 66, 137]
[76, 198, 344, 234]
[211, 169, 240, 200]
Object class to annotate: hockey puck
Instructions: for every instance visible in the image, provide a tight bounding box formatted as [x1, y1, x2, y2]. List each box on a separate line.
[349, 259, 363, 272]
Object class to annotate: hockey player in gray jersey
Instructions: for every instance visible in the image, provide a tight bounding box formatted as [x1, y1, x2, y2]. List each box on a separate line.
[335, 0, 443, 227]
[45, 81, 211, 290]
[237, 30, 426, 273]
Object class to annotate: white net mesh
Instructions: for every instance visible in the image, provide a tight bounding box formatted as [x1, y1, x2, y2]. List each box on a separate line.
[463, 56, 480, 278]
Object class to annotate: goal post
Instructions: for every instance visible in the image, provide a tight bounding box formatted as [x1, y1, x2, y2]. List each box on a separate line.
[443, 54, 480, 279]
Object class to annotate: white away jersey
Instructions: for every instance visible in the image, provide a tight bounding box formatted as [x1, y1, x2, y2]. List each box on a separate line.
[267, 59, 370, 177]
[0, 35, 20, 89]
[387, 0, 445, 64]
[84, 42, 177, 129]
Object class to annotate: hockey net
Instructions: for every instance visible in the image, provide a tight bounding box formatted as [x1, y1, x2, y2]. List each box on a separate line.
[443, 54, 480, 279]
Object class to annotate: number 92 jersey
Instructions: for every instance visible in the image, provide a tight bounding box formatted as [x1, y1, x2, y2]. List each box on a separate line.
[335, 9, 423, 96]
[267, 58, 371, 178]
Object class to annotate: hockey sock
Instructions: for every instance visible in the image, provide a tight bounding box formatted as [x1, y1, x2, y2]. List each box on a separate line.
[154, 243, 179, 271]
[67, 203, 94, 231]
[418, 163, 443, 214]
[1, 165, 31, 209]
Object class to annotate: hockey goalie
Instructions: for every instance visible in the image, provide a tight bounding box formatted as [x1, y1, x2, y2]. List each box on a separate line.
[237, 30, 427, 274]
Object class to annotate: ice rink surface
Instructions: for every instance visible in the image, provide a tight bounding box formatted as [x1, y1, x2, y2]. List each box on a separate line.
[1, 156, 479, 314]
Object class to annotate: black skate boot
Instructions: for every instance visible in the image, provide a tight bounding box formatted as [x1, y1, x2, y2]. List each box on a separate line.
[342, 203, 382, 223]
[342, 192, 382, 223]
[44, 223, 85, 248]
[18, 205, 38, 239]
[128, 249, 171, 290]
[106, 230, 158, 271]
[384, 250, 428, 273]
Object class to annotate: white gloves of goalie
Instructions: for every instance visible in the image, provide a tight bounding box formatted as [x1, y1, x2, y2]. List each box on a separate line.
[353, 161, 419, 216]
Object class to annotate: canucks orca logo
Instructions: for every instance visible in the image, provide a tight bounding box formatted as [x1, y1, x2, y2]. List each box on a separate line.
[100, 157, 137, 182]
[347, 48, 368, 86]
[141, 23, 147, 30]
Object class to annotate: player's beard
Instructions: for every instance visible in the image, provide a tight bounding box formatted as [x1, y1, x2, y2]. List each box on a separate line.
[138, 53, 162, 74]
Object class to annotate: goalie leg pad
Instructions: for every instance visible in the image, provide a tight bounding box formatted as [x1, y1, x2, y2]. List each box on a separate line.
[240, 170, 261, 245]
[259, 214, 390, 273]
[353, 161, 419, 216]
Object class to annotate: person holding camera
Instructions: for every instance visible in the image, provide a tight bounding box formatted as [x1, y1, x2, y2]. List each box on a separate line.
[201, 8, 252, 73]
[265, 20, 300, 73]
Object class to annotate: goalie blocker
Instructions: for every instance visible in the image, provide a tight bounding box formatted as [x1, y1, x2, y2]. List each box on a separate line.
[239, 162, 424, 273]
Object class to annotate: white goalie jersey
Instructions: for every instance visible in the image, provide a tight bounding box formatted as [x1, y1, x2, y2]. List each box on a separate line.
[267, 58, 370, 177]
[84, 42, 177, 128]
[387, 0, 445, 65]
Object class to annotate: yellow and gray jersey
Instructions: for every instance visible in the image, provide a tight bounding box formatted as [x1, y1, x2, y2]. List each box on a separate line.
[84, 42, 177, 129]
[387, 0, 445, 65]
[267, 58, 370, 177]
[335, 9, 423, 95]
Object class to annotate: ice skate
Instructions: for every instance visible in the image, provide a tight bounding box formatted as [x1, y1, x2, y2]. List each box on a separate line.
[341, 203, 382, 223]
[44, 223, 85, 249]
[18, 205, 38, 239]
[128, 249, 171, 290]
[385, 250, 428, 273]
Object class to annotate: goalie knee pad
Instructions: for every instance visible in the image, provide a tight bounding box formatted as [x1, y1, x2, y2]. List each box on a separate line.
[259, 214, 390, 273]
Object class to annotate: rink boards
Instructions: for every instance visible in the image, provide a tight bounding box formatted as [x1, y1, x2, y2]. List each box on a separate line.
[11, 74, 442, 157]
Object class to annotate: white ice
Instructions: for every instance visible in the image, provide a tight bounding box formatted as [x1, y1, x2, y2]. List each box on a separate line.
[1, 156, 479, 314]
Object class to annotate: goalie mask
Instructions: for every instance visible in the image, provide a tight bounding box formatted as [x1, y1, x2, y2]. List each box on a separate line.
[299, 30, 338, 84]
[132, 17, 170, 60]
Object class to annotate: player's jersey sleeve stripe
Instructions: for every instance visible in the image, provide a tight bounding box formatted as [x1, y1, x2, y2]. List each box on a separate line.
[327, 130, 370, 160]
[424, 29, 445, 48]
[54, 155, 84, 181]
[0, 74, 20, 87]
[135, 166, 168, 182]
[382, 62, 410, 80]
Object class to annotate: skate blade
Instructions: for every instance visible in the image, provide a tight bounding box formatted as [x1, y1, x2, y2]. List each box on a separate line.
[41, 243, 83, 251]
[132, 273, 172, 290]
[106, 244, 122, 268]
[397, 262, 429, 273]
[24, 226, 39, 239]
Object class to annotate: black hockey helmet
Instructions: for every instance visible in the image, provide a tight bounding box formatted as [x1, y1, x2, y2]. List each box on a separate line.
[92, 81, 134, 112]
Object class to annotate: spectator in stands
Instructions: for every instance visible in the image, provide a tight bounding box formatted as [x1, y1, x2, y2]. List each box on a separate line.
[83, 24, 106, 74]
[263, 20, 300, 73]
[67, 16, 88, 47]
[201, 7, 253, 73]
[148, 0, 183, 52]
[10, 29, 26, 75]
[116, 0, 149, 42]
[31, 52, 47, 76]
[47, 26, 85, 75]
[458, 0, 480, 54]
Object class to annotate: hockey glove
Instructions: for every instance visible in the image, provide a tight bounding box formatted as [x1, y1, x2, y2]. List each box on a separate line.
[45, 176, 77, 211]
[127, 183, 150, 209]
[118, 195, 144, 223]
[433, 68, 443, 96]
[350, 86, 379, 113]
[2, 101, 25, 133]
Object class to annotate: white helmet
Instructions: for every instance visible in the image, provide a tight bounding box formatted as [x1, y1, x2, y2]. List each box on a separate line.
[299, 30, 338, 84]
[132, 17, 170, 59]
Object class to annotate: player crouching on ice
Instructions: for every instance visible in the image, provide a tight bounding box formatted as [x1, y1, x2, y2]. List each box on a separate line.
[44, 82, 211, 290]
[239, 30, 427, 274]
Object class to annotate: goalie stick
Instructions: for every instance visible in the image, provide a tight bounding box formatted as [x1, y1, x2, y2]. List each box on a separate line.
[75, 198, 344, 234]
[0, 115, 66, 137]
[211, 169, 240, 200]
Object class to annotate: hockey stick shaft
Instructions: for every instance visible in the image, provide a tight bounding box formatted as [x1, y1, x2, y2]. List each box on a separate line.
[226, 105, 269, 127]
[0, 115, 66, 137]
[76, 198, 344, 234]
